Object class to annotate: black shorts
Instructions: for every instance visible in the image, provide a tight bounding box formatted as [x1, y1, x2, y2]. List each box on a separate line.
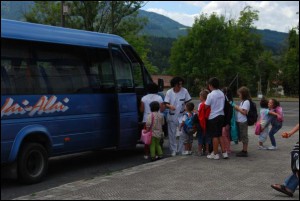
[207, 115, 224, 138]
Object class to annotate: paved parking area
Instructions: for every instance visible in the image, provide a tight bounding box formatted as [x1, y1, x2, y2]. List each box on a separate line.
[14, 126, 299, 200]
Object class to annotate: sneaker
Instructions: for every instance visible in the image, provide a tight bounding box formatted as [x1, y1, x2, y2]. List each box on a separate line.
[268, 146, 277, 150]
[151, 157, 156, 162]
[207, 152, 219, 160]
[258, 145, 267, 150]
[222, 152, 229, 159]
[207, 152, 215, 159]
[171, 151, 176, 157]
[157, 156, 163, 160]
[236, 151, 248, 157]
[143, 155, 149, 159]
[182, 151, 189, 155]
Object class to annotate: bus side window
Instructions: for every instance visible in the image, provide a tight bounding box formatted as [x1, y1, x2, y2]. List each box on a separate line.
[112, 50, 134, 91]
[12, 60, 35, 94]
[1, 65, 11, 94]
[87, 48, 115, 93]
[100, 60, 114, 89]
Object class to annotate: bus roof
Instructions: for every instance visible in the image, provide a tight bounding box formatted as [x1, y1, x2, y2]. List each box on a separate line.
[1, 19, 129, 48]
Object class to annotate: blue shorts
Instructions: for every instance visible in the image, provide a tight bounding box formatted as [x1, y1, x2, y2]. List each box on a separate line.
[197, 126, 211, 145]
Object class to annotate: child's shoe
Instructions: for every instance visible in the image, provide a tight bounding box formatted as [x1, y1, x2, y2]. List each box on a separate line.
[258, 145, 267, 150]
[222, 152, 229, 159]
[267, 146, 277, 150]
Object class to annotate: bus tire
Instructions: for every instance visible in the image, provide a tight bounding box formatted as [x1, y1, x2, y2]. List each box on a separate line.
[17, 142, 48, 184]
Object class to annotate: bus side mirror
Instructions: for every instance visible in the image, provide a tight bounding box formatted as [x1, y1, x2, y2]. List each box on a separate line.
[158, 78, 164, 92]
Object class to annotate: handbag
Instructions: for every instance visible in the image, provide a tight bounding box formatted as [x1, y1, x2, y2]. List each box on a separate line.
[254, 120, 261, 135]
[140, 113, 154, 145]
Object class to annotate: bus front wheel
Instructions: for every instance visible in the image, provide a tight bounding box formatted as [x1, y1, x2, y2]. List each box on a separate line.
[18, 142, 48, 184]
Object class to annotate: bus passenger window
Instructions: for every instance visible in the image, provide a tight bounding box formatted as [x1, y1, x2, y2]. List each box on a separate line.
[86, 48, 115, 93]
[112, 50, 134, 91]
[121, 45, 144, 88]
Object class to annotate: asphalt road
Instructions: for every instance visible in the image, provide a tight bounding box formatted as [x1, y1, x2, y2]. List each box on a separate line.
[1, 101, 299, 200]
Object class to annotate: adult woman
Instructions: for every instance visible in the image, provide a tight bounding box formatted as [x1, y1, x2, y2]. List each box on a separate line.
[164, 77, 192, 156]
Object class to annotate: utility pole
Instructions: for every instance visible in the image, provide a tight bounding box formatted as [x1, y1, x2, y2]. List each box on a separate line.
[61, 1, 65, 27]
[61, 1, 69, 27]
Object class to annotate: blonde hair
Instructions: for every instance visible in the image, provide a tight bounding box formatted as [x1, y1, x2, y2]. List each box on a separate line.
[199, 89, 209, 100]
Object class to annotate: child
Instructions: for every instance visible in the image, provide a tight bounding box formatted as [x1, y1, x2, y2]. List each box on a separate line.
[206, 77, 228, 160]
[231, 86, 251, 157]
[257, 98, 271, 150]
[197, 89, 211, 156]
[146, 101, 165, 161]
[267, 98, 283, 150]
[222, 87, 233, 154]
[179, 102, 195, 155]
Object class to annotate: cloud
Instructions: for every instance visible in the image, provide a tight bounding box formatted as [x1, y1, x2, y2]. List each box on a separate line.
[146, 8, 197, 27]
[144, 1, 299, 33]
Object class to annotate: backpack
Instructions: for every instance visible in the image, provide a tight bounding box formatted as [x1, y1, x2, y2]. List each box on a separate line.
[245, 100, 258, 126]
[183, 113, 195, 135]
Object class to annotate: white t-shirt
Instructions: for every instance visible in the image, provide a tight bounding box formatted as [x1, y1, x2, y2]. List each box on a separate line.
[205, 89, 224, 120]
[141, 94, 163, 122]
[236, 100, 250, 123]
[164, 87, 191, 123]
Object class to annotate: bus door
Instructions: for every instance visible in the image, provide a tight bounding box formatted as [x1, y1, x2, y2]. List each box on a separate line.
[109, 44, 138, 149]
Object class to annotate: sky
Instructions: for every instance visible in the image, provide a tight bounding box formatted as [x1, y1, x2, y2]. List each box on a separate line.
[141, 1, 299, 33]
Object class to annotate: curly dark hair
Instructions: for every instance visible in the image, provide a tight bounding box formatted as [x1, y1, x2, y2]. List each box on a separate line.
[170, 77, 184, 87]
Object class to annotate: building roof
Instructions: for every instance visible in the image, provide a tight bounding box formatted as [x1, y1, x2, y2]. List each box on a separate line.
[151, 75, 174, 88]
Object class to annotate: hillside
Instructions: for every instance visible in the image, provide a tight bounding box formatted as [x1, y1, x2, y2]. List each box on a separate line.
[1, 1, 289, 58]
[138, 10, 189, 38]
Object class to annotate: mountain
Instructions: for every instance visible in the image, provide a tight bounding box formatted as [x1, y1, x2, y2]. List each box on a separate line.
[254, 29, 289, 54]
[138, 10, 189, 38]
[1, 1, 289, 54]
[138, 10, 288, 54]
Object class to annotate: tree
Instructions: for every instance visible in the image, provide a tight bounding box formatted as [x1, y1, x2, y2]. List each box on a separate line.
[281, 28, 299, 96]
[169, 6, 265, 96]
[23, 1, 156, 73]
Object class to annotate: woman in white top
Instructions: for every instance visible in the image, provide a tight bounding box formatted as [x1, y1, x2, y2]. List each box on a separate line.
[140, 83, 164, 159]
[164, 77, 192, 156]
[231, 86, 251, 157]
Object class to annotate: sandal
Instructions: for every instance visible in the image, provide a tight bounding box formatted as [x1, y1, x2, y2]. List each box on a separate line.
[271, 184, 293, 197]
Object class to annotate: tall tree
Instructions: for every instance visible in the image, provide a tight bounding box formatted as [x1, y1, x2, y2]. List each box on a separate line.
[23, 1, 156, 73]
[281, 28, 299, 96]
[169, 6, 265, 96]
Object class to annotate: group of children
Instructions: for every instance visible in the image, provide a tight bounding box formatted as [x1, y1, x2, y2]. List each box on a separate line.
[140, 82, 284, 161]
[256, 98, 283, 150]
